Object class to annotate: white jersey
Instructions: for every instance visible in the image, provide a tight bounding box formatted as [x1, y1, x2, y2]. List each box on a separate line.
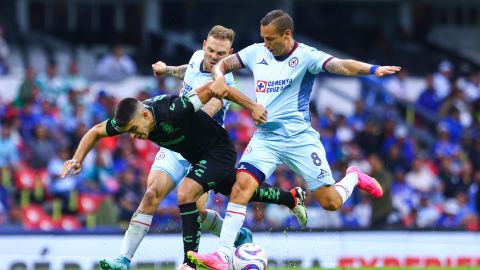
[236, 42, 333, 136]
[179, 50, 236, 126]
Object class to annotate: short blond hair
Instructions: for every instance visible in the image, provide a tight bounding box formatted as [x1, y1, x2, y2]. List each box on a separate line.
[207, 25, 235, 43]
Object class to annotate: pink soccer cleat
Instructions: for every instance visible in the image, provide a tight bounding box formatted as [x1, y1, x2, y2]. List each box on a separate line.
[187, 251, 228, 270]
[347, 166, 383, 198]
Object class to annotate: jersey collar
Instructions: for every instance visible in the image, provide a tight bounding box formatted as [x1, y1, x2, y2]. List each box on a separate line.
[199, 60, 210, 74]
[273, 41, 299, 62]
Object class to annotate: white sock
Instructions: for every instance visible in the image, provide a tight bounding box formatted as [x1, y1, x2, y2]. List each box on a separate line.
[202, 209, 245, 243]
[217, 203, 247, 262]
[334, 172, 358, 204]
[201, 209, 223, 237]
[120, 212, 153, 260]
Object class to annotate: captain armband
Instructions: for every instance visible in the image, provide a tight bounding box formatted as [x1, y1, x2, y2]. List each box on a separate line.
[186, 90, 204, 111]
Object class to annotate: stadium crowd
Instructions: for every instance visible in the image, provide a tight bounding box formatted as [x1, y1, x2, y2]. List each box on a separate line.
[0, 46, 479, 232]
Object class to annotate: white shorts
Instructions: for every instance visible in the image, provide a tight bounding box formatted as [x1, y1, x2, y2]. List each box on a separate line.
[151, 148, 191, 186]
[239, 127, 335, 191]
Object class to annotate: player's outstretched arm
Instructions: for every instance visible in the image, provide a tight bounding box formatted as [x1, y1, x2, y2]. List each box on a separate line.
[224, 86, 267, 125]
[152, 60, 188, 80]
[60, 121, 109, 178]
[324, 58, 401, 77]
[211, 54, 244, 98]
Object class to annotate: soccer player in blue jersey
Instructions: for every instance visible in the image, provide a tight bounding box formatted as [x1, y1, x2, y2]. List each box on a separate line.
[188, 10, 401, 270]
[85, 25, 306, 270]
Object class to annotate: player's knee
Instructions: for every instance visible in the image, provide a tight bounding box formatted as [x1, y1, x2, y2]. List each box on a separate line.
[143, 189, 160, 206]
[230, 179, 255, 204]
[177, 188, 196, 204]
[321, 196, 342, 211]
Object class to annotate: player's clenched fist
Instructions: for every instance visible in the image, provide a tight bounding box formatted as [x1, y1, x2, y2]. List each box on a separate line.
[152, 61, 167, 77]
[61, 159, 82, 178]
[210, 79, 228, 98]
[251, 103, 267, 125]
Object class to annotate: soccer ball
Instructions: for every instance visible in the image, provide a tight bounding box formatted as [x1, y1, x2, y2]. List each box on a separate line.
[232, 243, 268, 270]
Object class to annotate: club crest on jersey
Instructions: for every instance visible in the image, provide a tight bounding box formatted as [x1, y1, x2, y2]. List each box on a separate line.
[155, 151, 166, 160]
[256, 80, 267, 92]
[289, 57, 299, 67]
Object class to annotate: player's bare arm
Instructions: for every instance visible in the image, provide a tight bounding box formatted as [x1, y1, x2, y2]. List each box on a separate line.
[190, 82, 266, 124]
[211, 55, 244, 98]
[324, 58, 401, 77]
[201, 98, 223, 117]
[224, 86, 267, 125]
[152, 61, 188, 80]
[60, 121, 109, 178]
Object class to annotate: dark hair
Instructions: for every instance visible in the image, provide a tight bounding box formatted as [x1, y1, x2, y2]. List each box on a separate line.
[114, 98, 140, 127]
[260, 10, 294, 34]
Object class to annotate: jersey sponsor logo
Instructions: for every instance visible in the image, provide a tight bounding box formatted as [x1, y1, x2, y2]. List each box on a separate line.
[257, 58, 268, 65]
[257, 79, 293, 93]
[289, 57, 299, 67]
[180, 82, 193, 96]
[159, 135, 186, 146]
[317, 169, 330, 180]
[246, 146, 252, 153]
[256, 80, 267, 92]
[155, 151, 166, 160]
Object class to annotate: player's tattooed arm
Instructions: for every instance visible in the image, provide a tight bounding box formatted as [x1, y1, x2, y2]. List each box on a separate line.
[165, 65, 188, 80]
[152, 60, 187, 80]
[325, 58, 401, 77]
[211, 54, 243, 80]
[210, 55, 244, 98]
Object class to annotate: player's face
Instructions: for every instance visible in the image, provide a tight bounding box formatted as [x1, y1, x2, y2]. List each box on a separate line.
[260, 24, 291, 56]
[123, 111, 151, 140]
[202, 36, 233, 72]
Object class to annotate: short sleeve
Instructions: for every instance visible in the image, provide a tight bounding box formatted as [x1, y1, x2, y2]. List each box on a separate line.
[307, 49, 334, 74]
[236, 44, 260, 71]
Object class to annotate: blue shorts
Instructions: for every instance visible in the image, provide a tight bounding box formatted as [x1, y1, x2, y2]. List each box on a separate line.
[151, 148, 191, 186]
[239, 127, 335, 191]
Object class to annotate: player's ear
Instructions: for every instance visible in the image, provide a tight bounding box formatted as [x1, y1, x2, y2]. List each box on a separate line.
[229, 48, 234, 55]
[202, 40, 207, 49]
[284, 29, 292, 38]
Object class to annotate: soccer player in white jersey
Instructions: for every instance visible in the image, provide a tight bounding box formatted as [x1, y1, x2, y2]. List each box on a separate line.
[188, 10, 401, 270]
[98, 25, 307, 270]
